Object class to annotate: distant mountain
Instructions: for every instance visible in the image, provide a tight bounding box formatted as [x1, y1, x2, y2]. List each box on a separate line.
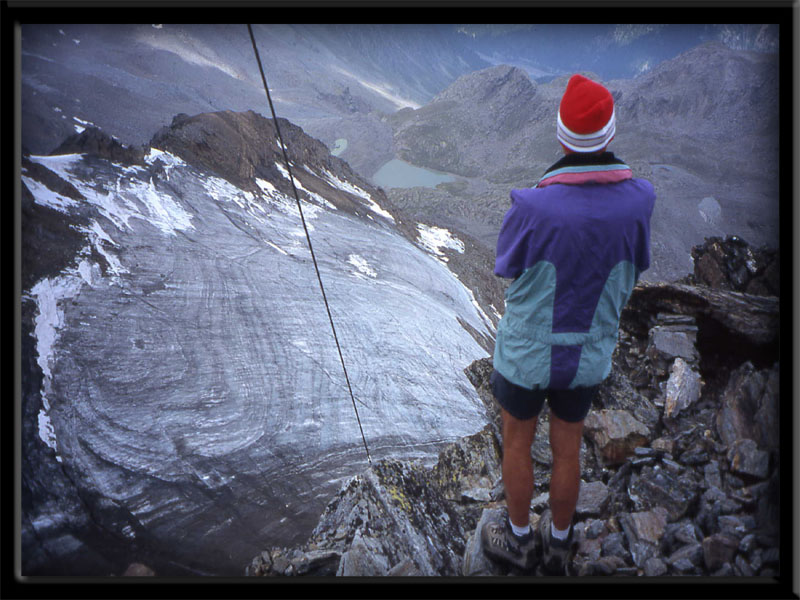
[611, 41, 779, 176]
[21, 23, 779, 174]
[389, 64, 550, 183]
[386, 41, 779, 282]
[20, 24, 489, 158]
[392, 41, 777, 182]
[18, 20, 785, 577]
[455, 24, 779, 80]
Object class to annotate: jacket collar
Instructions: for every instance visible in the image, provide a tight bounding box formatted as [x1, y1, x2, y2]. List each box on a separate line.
[537, 152, 633, 188]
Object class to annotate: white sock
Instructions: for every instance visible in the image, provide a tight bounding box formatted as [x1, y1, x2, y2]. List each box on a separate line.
[509, 517, 531, 538]
[551, 521, 571, 541]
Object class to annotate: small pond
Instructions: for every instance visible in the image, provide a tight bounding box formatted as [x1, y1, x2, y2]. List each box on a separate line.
[371, 158, 457, 189]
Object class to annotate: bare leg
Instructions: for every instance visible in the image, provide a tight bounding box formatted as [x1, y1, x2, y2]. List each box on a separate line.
[548, 412, 584, 530]
[500, 407, 538, 529]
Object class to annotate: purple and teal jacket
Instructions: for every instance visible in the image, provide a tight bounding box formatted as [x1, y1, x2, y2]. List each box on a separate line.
[493, 152, 655, 390]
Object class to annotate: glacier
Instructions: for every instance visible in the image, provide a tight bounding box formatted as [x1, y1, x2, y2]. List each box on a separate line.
[22, 139, 493, 575]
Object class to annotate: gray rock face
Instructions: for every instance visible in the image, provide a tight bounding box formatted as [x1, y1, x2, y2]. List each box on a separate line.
[248, 458, 470, 577]
[648, 326, 700, 374]
[716, 361, 780, 453]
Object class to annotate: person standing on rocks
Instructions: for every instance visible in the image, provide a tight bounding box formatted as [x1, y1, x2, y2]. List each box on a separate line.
[481, 74, 655, 574]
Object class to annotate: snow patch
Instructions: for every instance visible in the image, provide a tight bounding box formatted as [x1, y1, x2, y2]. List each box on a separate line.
[416, 224, 465, 258]
[331, 65, 420, 110]
[22, 175, 81, 213]
[144, 148, 187, 182]
[347, 254, 377, 279]
[29, 154, 195, 236]
[266, 241, 289, 256]
[72, 116, 95, 133]
[271, 164, 329, 219]
[145, 147, 186, 168]
[137, 31, 243, 80]
[255, 177, 277, 194]
[29, 274, 86, 461]
[490, 304, 502, 321]
[276, 163, 336, 211]
[132, 177, 195, 234]
[80, 220, 127, 276]
[202, 174, 269, 225]
[318, 167, 394, 222]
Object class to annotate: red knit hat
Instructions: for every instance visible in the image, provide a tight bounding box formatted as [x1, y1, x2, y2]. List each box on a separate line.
[557, 74, 616, 152]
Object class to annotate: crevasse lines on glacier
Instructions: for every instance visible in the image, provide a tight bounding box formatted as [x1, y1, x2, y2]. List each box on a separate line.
[22, 114, 492, 571]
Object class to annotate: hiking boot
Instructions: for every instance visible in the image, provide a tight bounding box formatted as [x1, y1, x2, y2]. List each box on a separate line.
[538, 509, 576, 575]
[481, 511, 539, 571]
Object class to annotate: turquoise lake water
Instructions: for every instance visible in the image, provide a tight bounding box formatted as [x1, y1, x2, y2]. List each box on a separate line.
[371, 158, 457, 189]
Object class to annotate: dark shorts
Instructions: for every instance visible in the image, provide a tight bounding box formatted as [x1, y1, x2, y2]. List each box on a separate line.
[490, 369, 596, 423]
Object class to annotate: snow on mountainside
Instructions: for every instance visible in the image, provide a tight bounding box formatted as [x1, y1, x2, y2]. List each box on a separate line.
[21, 111, 496, 576]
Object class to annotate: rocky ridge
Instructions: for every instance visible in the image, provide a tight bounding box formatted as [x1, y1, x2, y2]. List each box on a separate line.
[246, 236, 780, 578]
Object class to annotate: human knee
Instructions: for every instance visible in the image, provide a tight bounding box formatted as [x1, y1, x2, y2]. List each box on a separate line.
[549, 416, 584, 460]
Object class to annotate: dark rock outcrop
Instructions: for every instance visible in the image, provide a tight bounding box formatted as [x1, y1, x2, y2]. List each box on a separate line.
[687, 235, 779, 297]
[51, 126, 146, 166]
[146, 110, 410, 234]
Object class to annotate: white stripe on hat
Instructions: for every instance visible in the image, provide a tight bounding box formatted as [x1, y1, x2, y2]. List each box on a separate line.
[557, 109, 616, 152]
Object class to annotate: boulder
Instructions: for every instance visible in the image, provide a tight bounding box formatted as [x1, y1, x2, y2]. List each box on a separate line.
[627, 465, 701, 522]
[429, 424, 502, 502]
[702, 533, 739, 572]
[727, 439, 770, 480]
[663, 357, 703, 419]
[690, 235, 779, 297]
[715, 362, 779, 452]
[647, 324, 700, 376]
[620, 506, 669, 568]
[666, 542, 703, 573]
[575, 480, 610, 519]
[584, 410, 650, 465]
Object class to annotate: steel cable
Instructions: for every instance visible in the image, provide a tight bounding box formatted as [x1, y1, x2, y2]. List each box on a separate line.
[246, 24, 372, 465]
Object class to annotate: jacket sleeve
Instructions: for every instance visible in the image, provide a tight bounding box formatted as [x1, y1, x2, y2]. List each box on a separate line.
[633, 180, 656, 274]
[494, 193, 532, 279]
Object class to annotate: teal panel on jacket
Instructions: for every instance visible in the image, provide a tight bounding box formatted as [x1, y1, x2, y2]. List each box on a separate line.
[493, 261, 556, 389]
